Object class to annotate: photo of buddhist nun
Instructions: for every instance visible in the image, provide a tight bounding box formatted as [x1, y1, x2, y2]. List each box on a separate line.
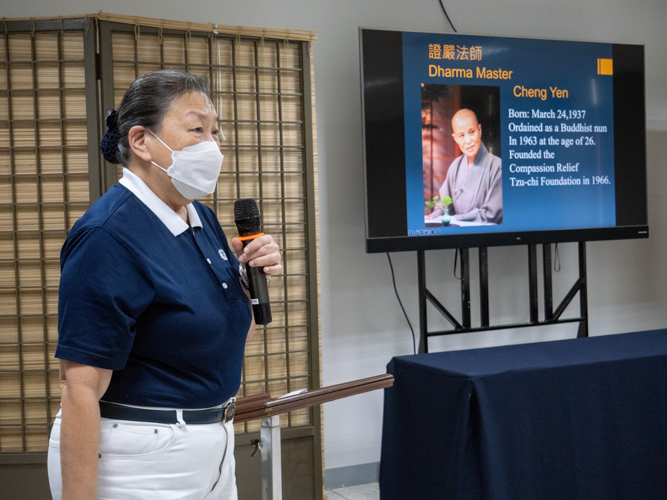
[423, 84, 503, 225]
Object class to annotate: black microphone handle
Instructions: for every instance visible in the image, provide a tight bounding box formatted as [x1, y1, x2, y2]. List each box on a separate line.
[242, 240, 272, 325]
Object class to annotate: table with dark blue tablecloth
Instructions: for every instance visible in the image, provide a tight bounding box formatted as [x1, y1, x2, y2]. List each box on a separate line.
[380, 329, 667, 500]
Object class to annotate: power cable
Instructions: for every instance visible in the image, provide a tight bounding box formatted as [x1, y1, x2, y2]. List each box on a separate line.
[453, 248, 461, 280]
[438, 0, 458, 32]
[387, 253, 417, 355]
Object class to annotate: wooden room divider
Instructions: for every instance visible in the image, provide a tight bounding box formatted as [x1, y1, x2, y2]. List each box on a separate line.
[0, 14, 321, 499]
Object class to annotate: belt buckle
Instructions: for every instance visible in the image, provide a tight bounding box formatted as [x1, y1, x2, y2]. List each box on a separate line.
[223, 398, 236, 423]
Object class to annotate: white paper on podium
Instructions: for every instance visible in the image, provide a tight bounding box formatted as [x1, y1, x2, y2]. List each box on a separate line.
[424, 216, 495, 227]
[454, 220, 496, 227]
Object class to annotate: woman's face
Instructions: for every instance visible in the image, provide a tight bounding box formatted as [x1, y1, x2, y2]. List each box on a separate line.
[148, 91, 220, 168]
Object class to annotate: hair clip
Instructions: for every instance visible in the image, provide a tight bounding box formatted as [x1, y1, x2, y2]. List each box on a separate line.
[105, 109, 118, 129]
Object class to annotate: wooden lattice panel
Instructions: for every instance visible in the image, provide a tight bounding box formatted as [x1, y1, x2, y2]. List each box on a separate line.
[0, 17, 317, 455]
[0, 28, 89, 452]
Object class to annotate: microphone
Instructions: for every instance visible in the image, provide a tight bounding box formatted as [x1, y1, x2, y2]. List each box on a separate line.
[234, 198, 272, 325]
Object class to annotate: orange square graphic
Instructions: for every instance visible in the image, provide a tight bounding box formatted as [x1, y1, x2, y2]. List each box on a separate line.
[598, 58, 613, 75]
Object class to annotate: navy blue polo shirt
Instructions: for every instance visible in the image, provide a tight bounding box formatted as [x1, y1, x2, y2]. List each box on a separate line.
[56, 169, 252, 408]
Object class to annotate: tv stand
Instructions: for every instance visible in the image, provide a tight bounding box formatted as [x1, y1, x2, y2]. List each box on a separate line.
[417, 242, 588, 353]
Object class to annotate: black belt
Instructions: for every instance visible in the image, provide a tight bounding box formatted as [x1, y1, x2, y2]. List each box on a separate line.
[99, 400, 236, 425]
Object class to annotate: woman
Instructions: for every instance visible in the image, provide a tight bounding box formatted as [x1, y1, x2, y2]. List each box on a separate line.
[47, 70, 282, 500]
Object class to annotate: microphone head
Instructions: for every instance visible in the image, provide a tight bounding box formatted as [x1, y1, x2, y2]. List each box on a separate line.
[234, 198, 261, 235]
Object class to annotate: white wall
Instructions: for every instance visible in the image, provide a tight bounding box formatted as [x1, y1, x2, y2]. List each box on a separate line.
[6, 0, 667, 472]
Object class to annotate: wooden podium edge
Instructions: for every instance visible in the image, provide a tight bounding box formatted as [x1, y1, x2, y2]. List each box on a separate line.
[233, 374, 394, 424]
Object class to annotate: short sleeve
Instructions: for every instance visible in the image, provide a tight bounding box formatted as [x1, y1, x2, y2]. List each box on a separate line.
[56, 227, 155, 370]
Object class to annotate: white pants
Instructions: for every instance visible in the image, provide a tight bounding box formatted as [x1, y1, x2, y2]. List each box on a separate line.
[47, 410, 238, 500]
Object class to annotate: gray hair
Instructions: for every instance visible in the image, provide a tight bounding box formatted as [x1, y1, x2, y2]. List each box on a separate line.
[110, 70, 211, 165]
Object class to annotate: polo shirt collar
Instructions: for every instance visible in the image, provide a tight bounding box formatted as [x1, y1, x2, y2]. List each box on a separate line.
[119, 167, 203, 236]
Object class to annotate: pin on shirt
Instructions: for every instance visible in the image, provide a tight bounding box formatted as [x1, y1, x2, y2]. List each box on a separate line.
[218, 248, 228, 261]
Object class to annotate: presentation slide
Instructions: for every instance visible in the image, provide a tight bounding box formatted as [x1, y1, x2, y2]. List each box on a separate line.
[402, 33, 616, 237]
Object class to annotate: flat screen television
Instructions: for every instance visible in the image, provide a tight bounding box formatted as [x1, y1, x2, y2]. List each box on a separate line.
[360, 28, 648, 253]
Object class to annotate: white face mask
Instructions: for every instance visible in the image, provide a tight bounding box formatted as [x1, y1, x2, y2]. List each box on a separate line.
[148, 130, 224, 200]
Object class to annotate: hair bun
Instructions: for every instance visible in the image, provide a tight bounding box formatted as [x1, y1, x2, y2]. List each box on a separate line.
[100, 127, 121, 164]
[100, 109, 121, 164]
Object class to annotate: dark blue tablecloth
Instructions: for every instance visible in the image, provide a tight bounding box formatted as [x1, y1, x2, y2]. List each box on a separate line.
[380, 329, 667, 500]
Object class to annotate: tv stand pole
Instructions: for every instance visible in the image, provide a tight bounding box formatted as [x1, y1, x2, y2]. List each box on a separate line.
[417, 242, 588, 354]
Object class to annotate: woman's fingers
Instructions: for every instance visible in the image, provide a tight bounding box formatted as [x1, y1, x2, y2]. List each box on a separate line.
[235, 234, 282, 276]
[262, 264, 283, 277]
[248, 253, 281, 269]
[238, 235, 281, 267]
[231, 238, 245, 259]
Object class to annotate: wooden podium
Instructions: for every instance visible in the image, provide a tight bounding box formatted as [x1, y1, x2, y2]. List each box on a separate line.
[234, 374, 394, 500]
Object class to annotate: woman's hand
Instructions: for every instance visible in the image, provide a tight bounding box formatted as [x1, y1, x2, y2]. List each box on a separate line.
[231, 235, 282, 276]
[427, 208, 445, 220]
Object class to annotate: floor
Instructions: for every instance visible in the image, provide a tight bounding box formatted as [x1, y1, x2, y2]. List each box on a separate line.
[325, 482, 380, 500]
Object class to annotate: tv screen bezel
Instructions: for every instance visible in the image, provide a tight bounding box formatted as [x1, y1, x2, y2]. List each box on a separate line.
[360, 28, 648, 254]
